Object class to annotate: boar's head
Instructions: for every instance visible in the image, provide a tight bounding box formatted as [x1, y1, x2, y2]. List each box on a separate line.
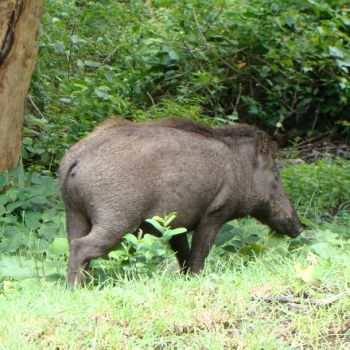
[250, 132, 303, 238]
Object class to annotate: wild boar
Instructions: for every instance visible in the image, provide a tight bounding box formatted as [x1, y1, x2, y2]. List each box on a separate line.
[59, 117, 303, 286]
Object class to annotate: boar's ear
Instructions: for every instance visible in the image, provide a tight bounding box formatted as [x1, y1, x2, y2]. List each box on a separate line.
[255, 131, 270, 156]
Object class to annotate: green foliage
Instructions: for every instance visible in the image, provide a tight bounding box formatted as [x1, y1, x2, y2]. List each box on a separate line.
[25, 0, 350, 171]
[146, 213, 188, 239]
[212, 211, 350, 268]
[282, 159, 350, 219]
[0, 164, 66, 281]
[214, 220, 289, 258]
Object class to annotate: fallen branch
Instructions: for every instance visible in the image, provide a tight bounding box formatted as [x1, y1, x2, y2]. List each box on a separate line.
[288, 131, 333, 148]
[254, 290, 350, 308]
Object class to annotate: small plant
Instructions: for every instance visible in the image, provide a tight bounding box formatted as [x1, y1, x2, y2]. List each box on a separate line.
[91, 213, 187, 278]
[145, 213, 188, 241]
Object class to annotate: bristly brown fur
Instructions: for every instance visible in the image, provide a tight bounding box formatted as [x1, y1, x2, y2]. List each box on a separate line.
[64, 117, 131, 156]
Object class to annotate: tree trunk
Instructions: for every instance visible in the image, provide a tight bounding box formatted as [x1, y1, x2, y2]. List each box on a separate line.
[0, 0, 44, 171]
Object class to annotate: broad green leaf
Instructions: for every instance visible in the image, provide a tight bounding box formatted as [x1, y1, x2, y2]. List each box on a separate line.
[163, 213, 177, 227]
[163, 227, 187, 240]
[168, 49, 179, 61]
[84, 60, 100, 68]
[0, 195, 10, 207]
[70, 35, 80, 44]
[309, 242, 339, 259]
[6, 201, 22, 213]
[31, 173, 43, 185]
[53, 42, 65, 53]
[143, 38, 163, 45]
[265, 234, 289, 255]
[94, 86, 110, 100]
[24, 212, 42, 230]
[145, 218, 165, 234]
[123, 233, 139, 245]
[167, 227, 187, 235]
[31, 196, 48, 206]
[336, 58, 350, 68]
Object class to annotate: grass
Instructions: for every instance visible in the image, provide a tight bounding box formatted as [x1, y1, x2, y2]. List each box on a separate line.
[1, 247, 350, 349]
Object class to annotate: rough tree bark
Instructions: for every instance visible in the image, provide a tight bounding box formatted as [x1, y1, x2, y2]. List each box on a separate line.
[0, 0, 44, 171]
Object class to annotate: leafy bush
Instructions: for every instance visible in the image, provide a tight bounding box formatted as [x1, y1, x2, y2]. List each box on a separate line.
[0, 165, 67, 281]
[0, 164, 65, 256]
[26, 0, 350, 172]
[92, 213, 187, 278]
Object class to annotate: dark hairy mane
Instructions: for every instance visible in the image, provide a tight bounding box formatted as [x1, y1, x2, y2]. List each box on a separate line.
[98, 116, 266, 142]
[148, 117, 215, 138]
[149, 117, 262, 140]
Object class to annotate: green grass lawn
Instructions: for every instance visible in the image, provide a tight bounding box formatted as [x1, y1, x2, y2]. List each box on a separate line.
[1, 247, 350, 350]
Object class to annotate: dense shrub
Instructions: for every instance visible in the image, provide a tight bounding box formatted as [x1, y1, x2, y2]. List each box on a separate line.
[27, 0, 350, 171]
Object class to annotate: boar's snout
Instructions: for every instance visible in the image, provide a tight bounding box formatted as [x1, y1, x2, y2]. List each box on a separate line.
[253, 207, 303, 238]
[271, 215, 303, 238]
[288, 222, 304, 238]
[271, 196, 304, 238]
[275, 192, 303, 238]
[288, 219, 304, 238]
[253, 182, 304, 239]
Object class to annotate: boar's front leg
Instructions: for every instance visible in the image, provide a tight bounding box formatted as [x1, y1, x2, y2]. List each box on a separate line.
[188, 217, 223, 274]
[169, 233, 191, 272]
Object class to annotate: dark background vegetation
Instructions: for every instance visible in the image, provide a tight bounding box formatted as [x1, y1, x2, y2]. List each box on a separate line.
[25, 0, 350, 172]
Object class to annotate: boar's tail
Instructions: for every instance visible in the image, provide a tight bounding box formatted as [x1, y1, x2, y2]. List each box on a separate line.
[59, 159, 79, 190]
[67, 160, 78, 177]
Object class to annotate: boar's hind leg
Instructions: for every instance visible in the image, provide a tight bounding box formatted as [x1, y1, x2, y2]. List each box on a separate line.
[169, 233, 191, 272]
[66, 210, 91, 284]
[188, 219, 222, 274]
[68, 225, 123, 287]
[66, 210, 92, 242]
